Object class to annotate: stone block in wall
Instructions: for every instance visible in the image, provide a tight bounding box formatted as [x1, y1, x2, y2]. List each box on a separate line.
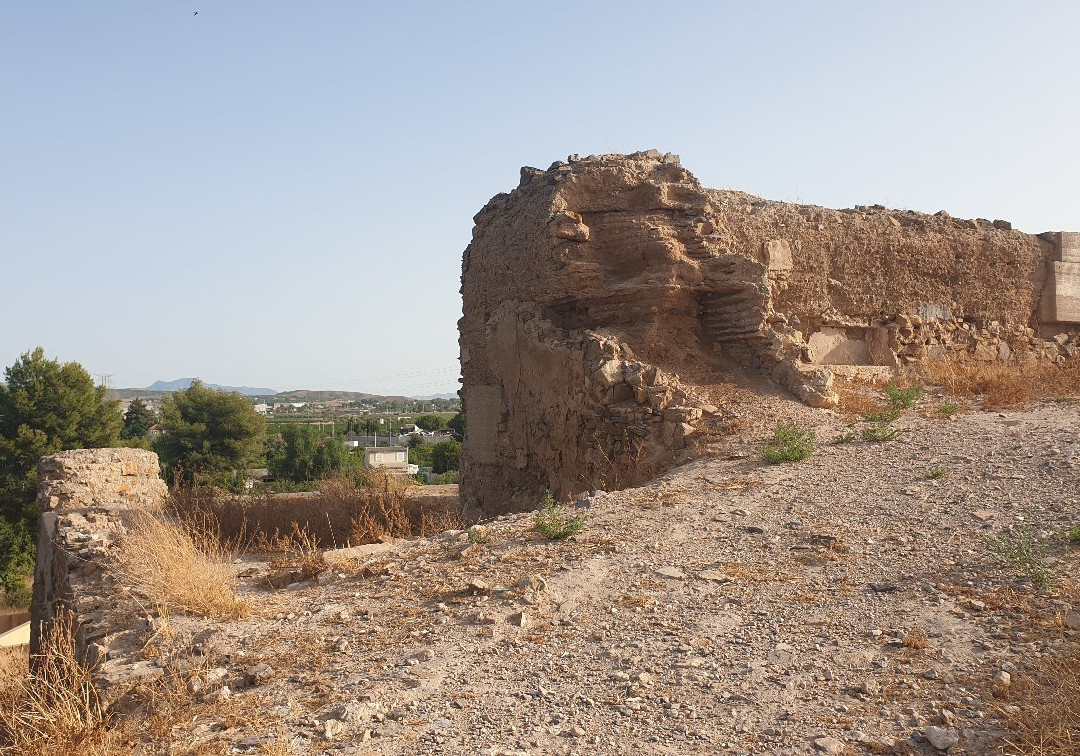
[764, 239, 793, 272]
[1061, 232, 1080, 264]
[1040, 261, 1080, 323]
[807, 327, 871, 365]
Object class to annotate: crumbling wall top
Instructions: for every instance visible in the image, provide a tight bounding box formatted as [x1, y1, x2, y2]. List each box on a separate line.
[37, 448, 166, 512]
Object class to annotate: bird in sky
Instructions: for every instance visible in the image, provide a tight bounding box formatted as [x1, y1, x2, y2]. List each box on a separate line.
[193, 10, 198, 16]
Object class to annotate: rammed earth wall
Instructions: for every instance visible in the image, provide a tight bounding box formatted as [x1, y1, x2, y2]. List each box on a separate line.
[458, 151, 1079, 516]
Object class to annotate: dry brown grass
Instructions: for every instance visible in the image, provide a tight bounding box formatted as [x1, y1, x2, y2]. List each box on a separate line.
[169, 471, 458, 551]
[919, 358, 1080, 410]
[834, 384, 889, 418]
[999, 644, 1080, 755]
[0, 612, 117, 755]
[901, 627, 931, 650]
[112, 509, 247, 619]
[265, 523, 328, 588]
[318, 475, 409, 544]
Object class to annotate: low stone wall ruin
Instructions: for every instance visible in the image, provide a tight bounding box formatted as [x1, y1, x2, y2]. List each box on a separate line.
[30, 448, 167, 695]
[458, 151, 1079, 516]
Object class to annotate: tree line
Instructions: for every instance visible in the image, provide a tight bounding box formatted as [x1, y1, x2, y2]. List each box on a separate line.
[0, 348, 465, 607]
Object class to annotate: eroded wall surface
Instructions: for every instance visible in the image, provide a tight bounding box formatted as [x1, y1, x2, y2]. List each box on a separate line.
[459, 152, 1078, 516]
[30, 448, 167, 699]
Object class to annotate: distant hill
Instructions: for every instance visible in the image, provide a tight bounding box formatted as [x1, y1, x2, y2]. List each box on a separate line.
[149, 378, 277, 396]
[108, 384, 459, 404]
[273, 389, 413, 402]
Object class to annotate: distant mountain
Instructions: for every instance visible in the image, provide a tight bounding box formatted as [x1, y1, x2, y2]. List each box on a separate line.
[148, 378, 277, 396]
[412, 392, 459, 400]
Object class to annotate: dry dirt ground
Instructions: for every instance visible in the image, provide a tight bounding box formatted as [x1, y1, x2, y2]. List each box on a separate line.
[133, 392, 1079, 756]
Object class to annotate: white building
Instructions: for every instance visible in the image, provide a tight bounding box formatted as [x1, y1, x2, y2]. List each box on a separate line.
[363, 446, 410, 472]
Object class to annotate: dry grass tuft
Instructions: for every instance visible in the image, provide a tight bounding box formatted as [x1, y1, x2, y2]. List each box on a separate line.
[266, 523, 328, 588]
[901, 627, 931, 651]
[0, 612, 116, 755]
[112, 509, 247, 619]
[320, 474, 411, 544]
[1000, 644, 1080, 755]
[417, 506, 464, 537]
[919, 358, 1080, 410]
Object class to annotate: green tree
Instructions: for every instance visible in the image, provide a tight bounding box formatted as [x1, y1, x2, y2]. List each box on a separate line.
[268, 424, 348, 483]
[409, 442, 434, 469]
[415, 414, 447, 432]
[431, 439, 461, 474]
[154, 380, 266, 485]
[121, 398, 155, 440]
[448, 411, 465, 441]
[0, 348, 122, 605]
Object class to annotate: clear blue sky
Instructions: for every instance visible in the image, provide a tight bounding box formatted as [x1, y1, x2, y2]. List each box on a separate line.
[3, 1, 1077, 395]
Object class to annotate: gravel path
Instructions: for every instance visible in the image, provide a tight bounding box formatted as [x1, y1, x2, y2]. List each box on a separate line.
[149, 398, 1080, 755]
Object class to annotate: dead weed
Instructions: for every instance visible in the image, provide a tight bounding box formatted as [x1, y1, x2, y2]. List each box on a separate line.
[0, 612, 114, 755]
[266, 523, 328, 588]
[999, 643, 1080, 755]
[919, 358, 1080, 410]
[112, 510, 247, 619]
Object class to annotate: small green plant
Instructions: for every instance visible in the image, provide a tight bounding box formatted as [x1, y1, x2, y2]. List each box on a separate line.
[1065, 525, 1080, 545]
[862, 407, 902, 424]
[763, 424, 815, 464]
[985, 528, 1053, 588]
[938, 402, 961, 417]
[534, 491, 586, 540]
[924, 466, 950, 480]
[861, 423, 900, 443]
[886, 381, 923, 409]
[831, 432, 857, 445]
[466, 527, 492, 546]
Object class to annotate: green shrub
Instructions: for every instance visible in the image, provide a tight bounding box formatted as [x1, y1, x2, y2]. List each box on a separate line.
[924, 466, 950, 480]
[986, 528, 1052, 588]
[535, 491, 586, 540]
[862, 407, 902, 424]
[886, 382, 923, 409]
[763, 424, 814, 464]
[861, 423, 900, 443]
[1065, 525, 1080, 545]
[938, 402, 961, 417]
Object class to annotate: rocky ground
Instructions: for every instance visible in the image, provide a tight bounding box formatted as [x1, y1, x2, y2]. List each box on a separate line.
[132, 391, 1079, 755]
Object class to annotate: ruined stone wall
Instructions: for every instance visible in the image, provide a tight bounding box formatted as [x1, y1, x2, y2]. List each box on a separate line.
[459, 151, 1078, 517]
[30, 448, 167, 695]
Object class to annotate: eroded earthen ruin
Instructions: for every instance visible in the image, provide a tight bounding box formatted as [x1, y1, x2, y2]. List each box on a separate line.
[459, 151, 1080, 516]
